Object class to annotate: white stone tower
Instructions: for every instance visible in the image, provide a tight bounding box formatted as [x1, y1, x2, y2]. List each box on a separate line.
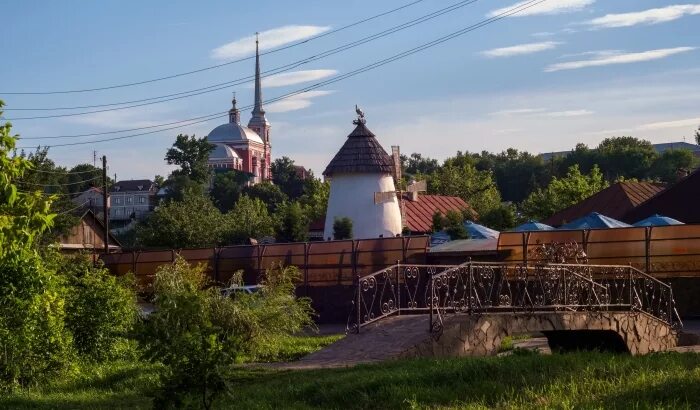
[322, 110, 402, 240]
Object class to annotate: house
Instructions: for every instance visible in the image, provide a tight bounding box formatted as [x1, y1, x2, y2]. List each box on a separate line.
[540, 141, 700, 161]
[58, 209, 121, 253]
[543, 181, 666, 227]
[625, 168, 700, 224]
[110, 179, 157, 221]
[72, 187, 108, 213]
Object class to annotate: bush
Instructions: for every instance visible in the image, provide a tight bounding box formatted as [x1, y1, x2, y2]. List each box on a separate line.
[138, 258, 313, 409]
[333, 217, 353, 240]
[59, 254, 139, 361]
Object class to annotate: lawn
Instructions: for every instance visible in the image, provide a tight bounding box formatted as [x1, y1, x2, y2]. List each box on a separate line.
[3, 350, 700, 409]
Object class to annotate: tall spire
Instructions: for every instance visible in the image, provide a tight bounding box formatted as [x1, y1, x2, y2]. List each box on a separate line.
[251, 33, 265, 120]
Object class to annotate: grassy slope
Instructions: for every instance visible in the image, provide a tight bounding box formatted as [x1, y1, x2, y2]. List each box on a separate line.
[3, 351, 700, 409]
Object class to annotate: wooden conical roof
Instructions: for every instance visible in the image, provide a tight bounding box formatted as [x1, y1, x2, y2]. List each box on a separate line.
[323, 122, 394, 176]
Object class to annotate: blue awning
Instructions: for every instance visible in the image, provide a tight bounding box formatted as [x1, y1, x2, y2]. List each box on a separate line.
[633, 214, 684, 227]
[514, 220, 554, 232]
[560, 212, 632, 229]
[463, 221, 500, 239]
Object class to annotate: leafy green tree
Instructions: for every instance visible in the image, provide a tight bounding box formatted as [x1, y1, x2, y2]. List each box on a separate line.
[210, 170, 247, 212]
[333, 217, 353, 240]
[0, 101, 73, 387]
[596, 137, 658, 180]
[277, 201, 309, 243]
[521, 164, 608, 221]
[242, 182, 287, 214]
[695, 125, 700, 145]
[66, 164, 102, 194]
[298, 177, 330, 223]
[162, 174, 207, 202]
[165, 134, 214, 183]
[444, 210, 468, 240]
[271, 156, 306, 199]
[489, 149, 550, 203]
[556, 143, 599, 176]
[139, 258, 313, 408]
[479, 203, 518, 231]
[225, 196, 276, 244]
[427, 161, 501, 216]
[649, 149, 698, 183]
[136, 194, 225, 248]
[431, 211, 444, 232]
[402, 153, 440, 176]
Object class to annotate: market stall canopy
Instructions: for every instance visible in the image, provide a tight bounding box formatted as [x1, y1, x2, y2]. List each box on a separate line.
[633, 214, 684, 227]
[464, 221, 500, 239]
[513, 220, 554, 232]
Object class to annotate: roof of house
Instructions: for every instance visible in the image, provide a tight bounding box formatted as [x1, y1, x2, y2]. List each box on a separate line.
[402, 194, 471, 234]
[111, 179, 155, 193]
[323, 121, 394, 177]
[543, 181, 666, 227]
[541, 141, 700, 161]
[624, 168, 700, 224]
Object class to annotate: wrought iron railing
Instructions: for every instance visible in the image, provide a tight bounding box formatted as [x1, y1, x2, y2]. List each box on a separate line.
[347, 261, 682, 335]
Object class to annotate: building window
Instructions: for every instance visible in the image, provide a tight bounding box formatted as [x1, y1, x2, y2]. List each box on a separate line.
[139, 196, 146, 204]
[115, 197, 122, 205]
[126, 196, 133, 204]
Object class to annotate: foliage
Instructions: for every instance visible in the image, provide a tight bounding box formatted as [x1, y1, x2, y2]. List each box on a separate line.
[242, 182, 287, 214]
[444, 210, 468, 240]
[138, 258, 313, 409]
[161, 174, 207, 202]
[136, 194, 225, 248]
[333, 217, 353, 240]
[276, 201, 309, 243]
[402, 153, 440, 176]
[649, 148, 698, 183]
[271, 156, 306, 199]
[225, 195, 276, 244]
[695, 125, 700, 145]
[209, 170, 247, 212]
[596, 136, 658, 180]
[521, 164, 608, 221]
[479, 202, 518, 231]
[476, 149, 551, 203]
[58, 254, 139, 361]
[0, 101, 73, 389]
[431, 211, 444, 232]
[297, 177, 330, 223]
[164, 134, 214, 184]
[427, 160, 501, 216]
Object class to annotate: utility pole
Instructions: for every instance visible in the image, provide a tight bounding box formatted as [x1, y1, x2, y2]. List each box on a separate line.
[102, 155, 109, 254]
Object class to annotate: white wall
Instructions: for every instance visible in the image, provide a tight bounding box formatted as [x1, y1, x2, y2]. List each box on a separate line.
[323, 172, 402, 240]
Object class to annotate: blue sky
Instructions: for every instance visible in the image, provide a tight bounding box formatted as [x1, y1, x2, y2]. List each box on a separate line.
[2, 0, 699, 180]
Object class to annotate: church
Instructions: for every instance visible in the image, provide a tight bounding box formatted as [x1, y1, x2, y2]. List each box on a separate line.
[207, 37, 272, 184]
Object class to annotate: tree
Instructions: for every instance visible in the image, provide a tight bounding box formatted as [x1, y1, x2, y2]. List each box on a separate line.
[427, 161, 501, 216]
[271, 157, 306, 199]
[402, 153, 440, 176]
[489, 149, 550, 203]
[521, 164, 608, 221]
[136, 194, 226, 248]
[444, 210, 468, 240]
[276, 201, 309, 242]
[333, 217, 353, 240]
[162, 174, 207, 202]
[431, 211, 444, 232]
[695, 125, 700, 145]
[596, 137, 658, 180]
[66, 164, 102, 195]
[225, 196, 276, 244]
[297, 177, 330, 223]
[649, 149, 698, 183]
[242, 182, 287, 214]
[210, 170, 246, 212]
[165, 134, 214, 183]
[479, 203, 518, 231]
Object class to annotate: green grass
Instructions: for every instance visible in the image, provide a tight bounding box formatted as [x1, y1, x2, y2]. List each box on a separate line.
[3, 352, 700, 409]
[253, 334, 344, 362]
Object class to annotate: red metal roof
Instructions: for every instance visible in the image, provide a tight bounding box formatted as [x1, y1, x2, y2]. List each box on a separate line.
[402, 194, 471, 234]
[543, 181, 666, 227]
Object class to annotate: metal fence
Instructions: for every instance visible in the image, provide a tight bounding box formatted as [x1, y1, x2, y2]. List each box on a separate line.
[347, 261, 682, 335]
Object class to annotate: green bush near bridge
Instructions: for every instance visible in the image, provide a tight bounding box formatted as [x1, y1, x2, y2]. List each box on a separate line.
[3, 351, 700, 409]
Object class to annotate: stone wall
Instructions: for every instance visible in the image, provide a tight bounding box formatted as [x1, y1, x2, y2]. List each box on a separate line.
[402, 312, 678, 357]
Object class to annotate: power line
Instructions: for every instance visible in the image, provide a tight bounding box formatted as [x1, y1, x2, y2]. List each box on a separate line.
[0, 0, 426, 95]
[56, 201, 90, 215]
[27, 167, 101, 174]
[17, 0, 548, 149]
[16, 175, 102, 187]
[6, 0, 480, 120]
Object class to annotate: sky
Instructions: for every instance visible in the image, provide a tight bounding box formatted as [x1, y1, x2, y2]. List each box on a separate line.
[2, 0, 699, 180]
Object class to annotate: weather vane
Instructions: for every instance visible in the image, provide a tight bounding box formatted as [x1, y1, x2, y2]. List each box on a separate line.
[354, 104, 366, 125]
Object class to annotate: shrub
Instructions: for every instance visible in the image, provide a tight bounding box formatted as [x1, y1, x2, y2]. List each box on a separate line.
[138, 258, 313, 409]
[59, 254, 139, 361]
[333, 217, 353, 240]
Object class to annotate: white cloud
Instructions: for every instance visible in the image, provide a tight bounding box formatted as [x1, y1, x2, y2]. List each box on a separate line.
[532, 31, 556, 37]
[262, 69, 338, 88]
[488, 0, 594, 17]
[63, 109, 175, 130]
[585, 5, 700, 28]
[558, 50, 621, 59]
[211, 25, 331, 59]
[266, 90, 333, 113]
[490, 108, 546, 116]
[481, 41, 561, 58]
[545, 47, 695, 72]
[545, 109, 593, 117]
[638, 117, 700, 130]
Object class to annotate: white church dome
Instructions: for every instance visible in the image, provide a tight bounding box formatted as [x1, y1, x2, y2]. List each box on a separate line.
[208, 122, 263, 145]
[209, 143, 240, 160]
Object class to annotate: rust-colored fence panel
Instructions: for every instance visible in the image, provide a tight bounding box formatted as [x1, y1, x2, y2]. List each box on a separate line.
[498, 225, 700, 278]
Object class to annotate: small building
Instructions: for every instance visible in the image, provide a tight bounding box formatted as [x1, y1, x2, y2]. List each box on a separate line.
[58, 209, 121, 253]
[72, 186, 108, 213]
[110, 179, 157, 221]
[543, 181, 665, 227]
[402, 194, 472, 235]
[625, 168, 700, 224]
[322, 114, 402, 240]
